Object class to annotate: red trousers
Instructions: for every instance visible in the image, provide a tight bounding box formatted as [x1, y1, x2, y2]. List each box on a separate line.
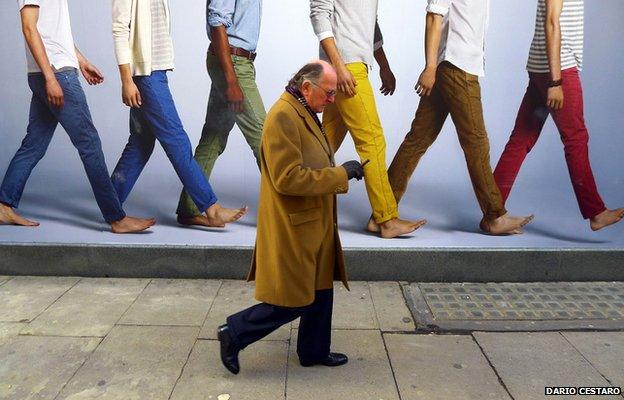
[493, 67, 606, 219]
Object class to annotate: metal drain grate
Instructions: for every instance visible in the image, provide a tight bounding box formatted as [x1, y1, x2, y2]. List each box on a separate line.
[404, 282, 624, 332]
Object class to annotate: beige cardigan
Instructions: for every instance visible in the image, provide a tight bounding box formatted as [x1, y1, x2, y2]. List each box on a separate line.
[112, 0, 171, 76]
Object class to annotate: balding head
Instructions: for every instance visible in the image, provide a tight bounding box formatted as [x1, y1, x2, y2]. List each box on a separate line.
[288, 60, 335, 89]
[289, 60, 337, 113]
[317, 59, 336, 82]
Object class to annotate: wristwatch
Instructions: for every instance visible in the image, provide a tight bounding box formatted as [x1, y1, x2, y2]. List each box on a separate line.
[548, 79, 563, 88]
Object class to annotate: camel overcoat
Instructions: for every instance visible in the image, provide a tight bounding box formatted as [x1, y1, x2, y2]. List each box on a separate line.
[247, 92, 350, 308]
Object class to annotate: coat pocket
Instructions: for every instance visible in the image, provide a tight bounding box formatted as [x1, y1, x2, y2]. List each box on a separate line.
[289, 207, 322, 226]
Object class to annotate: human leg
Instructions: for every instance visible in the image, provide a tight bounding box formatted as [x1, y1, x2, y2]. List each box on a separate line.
[493, 79, 548, 202]
[0, 86, 57, 226]
[134, 71, 246, 226]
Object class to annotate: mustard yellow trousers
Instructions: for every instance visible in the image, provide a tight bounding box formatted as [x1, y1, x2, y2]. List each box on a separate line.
[322, 62, 399, 224]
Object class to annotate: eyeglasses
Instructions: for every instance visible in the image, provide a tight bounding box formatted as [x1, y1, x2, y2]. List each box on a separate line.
[309, 81, 337, 98]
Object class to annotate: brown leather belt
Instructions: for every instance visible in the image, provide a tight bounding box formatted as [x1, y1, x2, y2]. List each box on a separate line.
[208, 44, 256, 62]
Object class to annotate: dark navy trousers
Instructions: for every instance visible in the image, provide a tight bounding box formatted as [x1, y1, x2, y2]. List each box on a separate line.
[227, 289, 333, 364]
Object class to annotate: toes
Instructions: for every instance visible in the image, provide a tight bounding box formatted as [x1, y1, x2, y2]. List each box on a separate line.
[520, 215, 534, 227]
[413, 220, 427, 229]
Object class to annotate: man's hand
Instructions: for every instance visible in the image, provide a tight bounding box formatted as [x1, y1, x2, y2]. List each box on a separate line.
[336, 63, 357, 97]
[122, 81, 142, 108]
[80, 61, 104, 85]
[379, 66, 396, 96]
[46, 77, 64, 108]
[415, 66, 437, 97]
[546, 86, 564, 110]
[226, 82, 244, 113]
[341, 160, 364, 181]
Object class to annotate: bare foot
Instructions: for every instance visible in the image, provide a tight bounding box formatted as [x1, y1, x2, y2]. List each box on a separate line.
[590, 208, 624, 231]
[366, 217, 381, 233]
[480, 213, 534, 235]
[205, 204, 248, 227]
[377, 217, 427, 239]
[0, 203, 39, 226]
[110, 216, 155, 234]
[177, 215, 224, 228]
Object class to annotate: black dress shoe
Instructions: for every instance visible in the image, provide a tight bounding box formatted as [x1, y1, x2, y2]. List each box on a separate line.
[300, 352, 349, 367]
[217, 324, 240, 374]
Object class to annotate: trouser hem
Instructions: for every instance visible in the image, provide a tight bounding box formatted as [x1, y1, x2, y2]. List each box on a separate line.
[103, 211, 128, 224]
[373, 209, 400, 224]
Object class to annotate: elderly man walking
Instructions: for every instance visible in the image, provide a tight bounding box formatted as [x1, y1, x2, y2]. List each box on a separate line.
[217, 60, 365, 374]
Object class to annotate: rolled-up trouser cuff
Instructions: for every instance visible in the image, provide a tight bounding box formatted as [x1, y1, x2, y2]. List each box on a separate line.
[373, 208, 400, 224]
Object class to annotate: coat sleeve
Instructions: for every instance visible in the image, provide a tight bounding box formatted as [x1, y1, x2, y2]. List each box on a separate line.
[263, 110, 348, 197]
[112, 0, 132, 66]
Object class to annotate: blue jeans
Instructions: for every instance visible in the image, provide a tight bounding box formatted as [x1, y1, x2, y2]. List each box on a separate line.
[111, 71, 217, 212]
[0, 70, 126, 223]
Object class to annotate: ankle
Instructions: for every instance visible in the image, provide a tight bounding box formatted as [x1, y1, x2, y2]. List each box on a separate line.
[380, 218, 396, 228]
[206, 204, 220, 218]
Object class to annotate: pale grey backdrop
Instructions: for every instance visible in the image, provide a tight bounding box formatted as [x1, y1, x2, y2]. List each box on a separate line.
[0, 1, 622, 246]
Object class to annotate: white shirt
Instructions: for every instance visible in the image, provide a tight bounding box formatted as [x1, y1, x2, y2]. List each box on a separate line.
[310, 0, 383, 68]
[18, 0, 79, 73]
[426, 0, 489, 77]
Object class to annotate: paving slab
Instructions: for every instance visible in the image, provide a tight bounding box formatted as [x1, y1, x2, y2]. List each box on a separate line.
[57, 325, 199, 400]
[119, 279, 221, 326]
[331, 282, 378, 330]
[21, 278, 149, 337]
[384, 333, 510, 399]
[0, 276, 79, 322]
[369, 282, 415, 331]
[474, 332, 619, 400]
[563, 332, 624, 388]
[170, 339, 287, 400]
[0, 335, 100, 400]
[0, 323, 26, 347]
[0, 276, 11, 286]
[199, 280, 289, 340]
[287, 329, 399, 400]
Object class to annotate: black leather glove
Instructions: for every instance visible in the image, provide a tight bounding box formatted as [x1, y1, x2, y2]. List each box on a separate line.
[341, 160, 364, 181]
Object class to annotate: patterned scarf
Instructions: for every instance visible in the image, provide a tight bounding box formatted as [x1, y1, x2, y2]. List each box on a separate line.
[286, 86, 325, 134]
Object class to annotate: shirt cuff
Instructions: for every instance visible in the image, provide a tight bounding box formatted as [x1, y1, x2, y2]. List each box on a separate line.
[316, 30, 334, 42]
[207, 14, 232, 28]
[426, 4, 449, 16]
[20, 0, 40, 10]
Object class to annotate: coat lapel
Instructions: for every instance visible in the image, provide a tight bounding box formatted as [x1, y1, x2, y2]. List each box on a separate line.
[281, 93, 332, 159]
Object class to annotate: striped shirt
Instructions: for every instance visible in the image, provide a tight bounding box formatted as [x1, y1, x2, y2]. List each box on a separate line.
[527, 0, 583, 73]
[151, 0, 174, 71]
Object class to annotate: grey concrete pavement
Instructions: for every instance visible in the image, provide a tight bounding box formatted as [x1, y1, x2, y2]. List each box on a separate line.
[384, 333, 511, 399]
[21, 278, 149, 337]
[0, 276, 622, 400]
[0, 276, 79, 322]
[474, 332, 622, 400]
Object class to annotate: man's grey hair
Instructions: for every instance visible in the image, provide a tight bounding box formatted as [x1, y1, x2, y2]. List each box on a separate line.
[288, 62, 324, 89]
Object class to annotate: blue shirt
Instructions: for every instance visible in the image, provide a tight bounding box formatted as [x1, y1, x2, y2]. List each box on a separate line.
[206, 0, 262, 53]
